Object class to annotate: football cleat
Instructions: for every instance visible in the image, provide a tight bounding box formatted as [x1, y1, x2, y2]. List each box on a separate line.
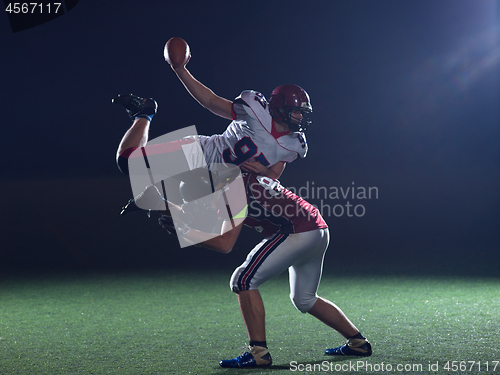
[112, 93, 157, 120]
[219, 345, 272, 368]
[325, 338, 372, 357]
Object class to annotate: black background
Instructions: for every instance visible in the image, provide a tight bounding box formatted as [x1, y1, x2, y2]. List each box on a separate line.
[1, 1, 499, 277]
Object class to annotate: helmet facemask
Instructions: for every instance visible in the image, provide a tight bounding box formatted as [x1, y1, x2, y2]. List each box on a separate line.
[282, 105, 312, 132]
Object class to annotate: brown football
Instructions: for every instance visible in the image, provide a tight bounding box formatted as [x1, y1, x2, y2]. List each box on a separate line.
[164, 37, 190, 68]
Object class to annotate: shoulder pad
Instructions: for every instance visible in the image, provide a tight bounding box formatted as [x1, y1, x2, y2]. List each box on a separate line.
[296, 132, 308, 158]
[236, 90, 267, 109]
[233, 90, 269, 120]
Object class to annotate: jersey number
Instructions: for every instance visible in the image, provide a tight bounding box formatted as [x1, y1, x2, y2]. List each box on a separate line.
[223, 137, 270, 166]
[253, 92, 267, 109]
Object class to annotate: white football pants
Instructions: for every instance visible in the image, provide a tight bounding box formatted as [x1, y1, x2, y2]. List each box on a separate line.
[230, 228, 330, 313]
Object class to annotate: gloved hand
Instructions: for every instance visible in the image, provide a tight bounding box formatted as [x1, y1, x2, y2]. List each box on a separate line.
[158, 215, 191, 236]
[158, 215, 176, 235]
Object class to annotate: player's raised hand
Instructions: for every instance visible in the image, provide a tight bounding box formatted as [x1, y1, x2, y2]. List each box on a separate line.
[172, 52, 191, 71]
[164, 37, 191, 70]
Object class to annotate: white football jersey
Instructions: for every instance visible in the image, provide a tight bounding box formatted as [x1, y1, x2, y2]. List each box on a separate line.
[198, 90, 308, 168]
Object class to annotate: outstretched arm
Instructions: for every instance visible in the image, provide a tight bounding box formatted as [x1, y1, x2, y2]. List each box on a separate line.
[172, 58, 233, 120]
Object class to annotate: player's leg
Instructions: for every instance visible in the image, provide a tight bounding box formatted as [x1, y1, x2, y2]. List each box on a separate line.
[112, 94, 208, 216]
[219, 289, 272, 368]
[308, 298, 372, 356]
[231, 233, 291, 291]
[288, 229, 372, 357]
[236, 289, 266, 342]
[220, 233, 295, 368]
[307, 298, 358, 338]
[286, 229, 353, 332]
[287, 229, 329, 314]
[113, 93, 158, 170]
[116, 117, 150, 159]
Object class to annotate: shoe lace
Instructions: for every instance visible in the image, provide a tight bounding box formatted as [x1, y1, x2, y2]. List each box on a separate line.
[237, 345, 253, 357]
[334, 339, 348, 351]
[347, 338, 369, 351]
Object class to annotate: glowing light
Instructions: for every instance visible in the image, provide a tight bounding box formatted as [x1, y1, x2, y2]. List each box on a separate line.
[407, 24, 500, 115]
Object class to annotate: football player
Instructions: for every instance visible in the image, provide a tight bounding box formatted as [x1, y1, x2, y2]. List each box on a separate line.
[158, 172, 373, 368]
[113, 53, 311, 181]
[170, 54, 310, 179]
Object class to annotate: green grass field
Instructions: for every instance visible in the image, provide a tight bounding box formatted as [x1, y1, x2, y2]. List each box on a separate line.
[1, 270, 499, 375]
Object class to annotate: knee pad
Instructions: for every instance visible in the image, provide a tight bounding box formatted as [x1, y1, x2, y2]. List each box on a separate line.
[230, 266, 248, 292]
[230, 265, 261, 292]
[117, 148, 137, 175]
[117, 154, 129, 174]
[290, 293, 318, 313]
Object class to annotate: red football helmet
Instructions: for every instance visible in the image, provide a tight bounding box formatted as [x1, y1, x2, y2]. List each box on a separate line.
[269, 84, 312, 132]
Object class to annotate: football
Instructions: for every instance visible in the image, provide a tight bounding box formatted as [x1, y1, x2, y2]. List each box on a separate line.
[164, 37, 190, 68]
